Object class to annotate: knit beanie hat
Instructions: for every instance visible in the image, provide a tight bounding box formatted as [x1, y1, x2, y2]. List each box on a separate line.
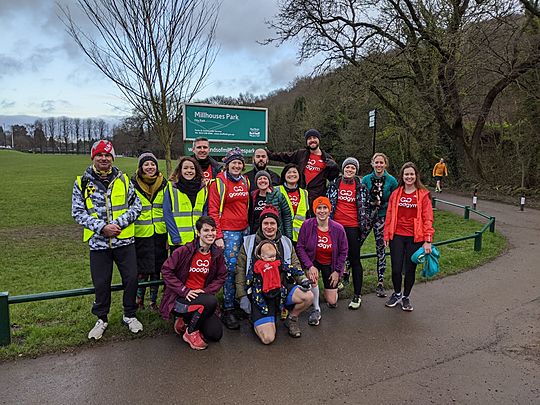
[91, 140, 115, 160]
[342, 157, 359, 173]
[254, 170, 271, 184]
[138, 151, 158, 169]
[304, 129, 321, 140]
[312, 196, 331, 212]
[259, 204, 280, 224]
[222, 147, 245, 166]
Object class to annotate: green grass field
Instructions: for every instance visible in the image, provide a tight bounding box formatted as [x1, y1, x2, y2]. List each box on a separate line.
[0, 150, 507, 360]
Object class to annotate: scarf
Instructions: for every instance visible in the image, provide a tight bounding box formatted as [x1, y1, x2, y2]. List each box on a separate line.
[282, 183, 298, 193]
[226, 171, 243, 182]
[197, 157, 211, 171]
[136, 172, 164, 201]
[92, 165, 114, 188]
[177, 176, 202, 207]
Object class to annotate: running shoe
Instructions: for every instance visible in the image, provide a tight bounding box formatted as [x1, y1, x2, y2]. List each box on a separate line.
[385, 292, 402, 308]
[174, 317, 186, 335]
[401, 296, 414, 312]
[183, 329, 208, 350]
[88, 319, 108, 340]
[308, 309, 321, 326]
[348, 295, 361, 310]
[285, 315, 302, 338]
[122, 316, 143, 333]
[376, 283, 387, 298]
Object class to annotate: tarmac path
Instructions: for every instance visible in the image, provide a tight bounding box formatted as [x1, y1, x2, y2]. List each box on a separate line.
[1, 193, 538, 404]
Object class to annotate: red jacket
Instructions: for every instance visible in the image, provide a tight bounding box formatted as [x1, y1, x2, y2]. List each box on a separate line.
[159, 240, 226, 320]
[384, 187, 434, 243]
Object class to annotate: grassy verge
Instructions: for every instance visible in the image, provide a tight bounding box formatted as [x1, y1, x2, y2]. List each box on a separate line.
[0, 151, 506, 361]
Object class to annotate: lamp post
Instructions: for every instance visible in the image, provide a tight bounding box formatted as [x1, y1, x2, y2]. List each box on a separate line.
[369, 109, 377, 156]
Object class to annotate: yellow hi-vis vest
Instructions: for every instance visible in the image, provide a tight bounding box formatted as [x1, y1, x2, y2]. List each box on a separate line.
[278, 185, 308, 242]
[214, 176, 249, 217]
[77, 173, 134, 242]
[134, 187, 166, 237]
[167, 183, 207, 245]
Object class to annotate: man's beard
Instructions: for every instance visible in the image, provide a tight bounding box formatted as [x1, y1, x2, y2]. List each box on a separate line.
[308, 143, 318, 150]
[255, 161, 267, 170]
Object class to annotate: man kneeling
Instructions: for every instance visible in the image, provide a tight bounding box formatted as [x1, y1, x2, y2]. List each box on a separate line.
[160, 216, 226, 350]
[236, 205, 313, 344]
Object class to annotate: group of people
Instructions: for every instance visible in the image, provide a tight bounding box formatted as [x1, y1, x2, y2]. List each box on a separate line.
[72, 130, 435, 351]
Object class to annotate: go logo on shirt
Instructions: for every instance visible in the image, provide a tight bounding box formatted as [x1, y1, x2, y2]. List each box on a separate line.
[317, 235, 332, 249]
[398, 196, 417, 209]
[190, 259, 210, 274]
[338, 189, 355, 203]
[229, 184, 248, 198]
[306, 158, 323, 172]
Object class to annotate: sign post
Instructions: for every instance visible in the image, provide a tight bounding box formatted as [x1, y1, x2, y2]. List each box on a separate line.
[368, 109, 377, 156]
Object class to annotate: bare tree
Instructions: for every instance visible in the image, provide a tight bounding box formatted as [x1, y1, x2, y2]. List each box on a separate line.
[265, 0, 540, 180]
[59, 0, 219, 173]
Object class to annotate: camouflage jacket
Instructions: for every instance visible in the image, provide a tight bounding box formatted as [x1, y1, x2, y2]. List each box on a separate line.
[71, 166, 141, 251]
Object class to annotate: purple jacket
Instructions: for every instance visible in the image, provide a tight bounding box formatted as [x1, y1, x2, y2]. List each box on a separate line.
[159, 239, 226, 320]
[296, 218, 348, 276]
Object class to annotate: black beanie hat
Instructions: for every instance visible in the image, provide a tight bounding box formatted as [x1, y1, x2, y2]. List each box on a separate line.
[304, 129, 321, 140]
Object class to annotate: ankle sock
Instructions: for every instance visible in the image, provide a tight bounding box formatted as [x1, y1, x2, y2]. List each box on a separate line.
[311, 285, 321, 311]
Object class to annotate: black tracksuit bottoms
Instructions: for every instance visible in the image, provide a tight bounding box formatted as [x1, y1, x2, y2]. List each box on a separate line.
[89, 243, 138, 320]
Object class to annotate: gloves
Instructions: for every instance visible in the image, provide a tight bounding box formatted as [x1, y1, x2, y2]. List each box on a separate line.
[298, 278, 311, 292]
[239, 296, 251, 315]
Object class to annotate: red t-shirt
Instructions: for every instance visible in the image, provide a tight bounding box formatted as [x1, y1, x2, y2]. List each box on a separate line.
[315, 228, 333, 265]
[333, 180, 358, 227]
[253, 259, 282, 293]
[395, 190, 418, 237]
[304, 153, 326, 185]
[185, 250, 211, 290]
[202, 167, 213, 184]
[287, 189, 300, 215]
[219, 177, 249, 231]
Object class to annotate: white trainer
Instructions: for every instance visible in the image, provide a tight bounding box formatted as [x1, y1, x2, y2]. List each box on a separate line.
[122, 316, 143, 333]
[88, 319, 108, 340]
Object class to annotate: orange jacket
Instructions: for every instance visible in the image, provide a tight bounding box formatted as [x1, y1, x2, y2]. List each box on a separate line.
[384, 187, 434, 243]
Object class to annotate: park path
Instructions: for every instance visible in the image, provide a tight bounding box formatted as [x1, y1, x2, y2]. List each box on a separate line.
[1, 193, 538, 404]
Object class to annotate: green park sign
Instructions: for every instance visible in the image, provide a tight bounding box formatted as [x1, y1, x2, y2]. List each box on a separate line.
[183, 103, 268, 143]
[183, 142, 258, 157]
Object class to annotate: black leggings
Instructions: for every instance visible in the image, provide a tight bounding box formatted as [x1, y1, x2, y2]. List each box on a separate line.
[344, 226, 363, 296]
[389, 235, 423, 297]
[173, 294, 223, 341]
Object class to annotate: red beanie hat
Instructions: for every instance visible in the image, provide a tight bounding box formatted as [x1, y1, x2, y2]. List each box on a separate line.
[312, 196, 331, 212]
[259, 204, 280, 223]
[91, 140, 116, 160]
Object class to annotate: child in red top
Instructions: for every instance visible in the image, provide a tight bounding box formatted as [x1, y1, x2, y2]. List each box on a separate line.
[253, 240, 282, 295]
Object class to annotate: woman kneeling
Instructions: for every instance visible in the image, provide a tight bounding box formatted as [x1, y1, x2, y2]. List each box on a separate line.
[160, 216, 226, 350]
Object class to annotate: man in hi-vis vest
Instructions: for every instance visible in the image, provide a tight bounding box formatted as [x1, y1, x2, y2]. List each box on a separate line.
[72, 140, 143, 340]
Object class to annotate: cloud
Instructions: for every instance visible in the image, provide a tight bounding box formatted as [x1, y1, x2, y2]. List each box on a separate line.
[40, 99, 72, 114]
[0, 99, 16, 109]
[0, 55, 23, 78]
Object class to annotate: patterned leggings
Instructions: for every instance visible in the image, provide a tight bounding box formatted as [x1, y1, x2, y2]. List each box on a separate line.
[360, 215, 387, 282]
[222, 230, 245, 309]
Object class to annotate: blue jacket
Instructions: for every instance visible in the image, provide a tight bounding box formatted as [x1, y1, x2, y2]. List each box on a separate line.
[361, 170, 398, 217]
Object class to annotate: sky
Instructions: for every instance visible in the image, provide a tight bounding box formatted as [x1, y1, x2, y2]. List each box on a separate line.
[0, 0, 313, 120]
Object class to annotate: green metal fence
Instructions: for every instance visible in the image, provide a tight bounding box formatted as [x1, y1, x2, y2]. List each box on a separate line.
[0, 197, 496, 347]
